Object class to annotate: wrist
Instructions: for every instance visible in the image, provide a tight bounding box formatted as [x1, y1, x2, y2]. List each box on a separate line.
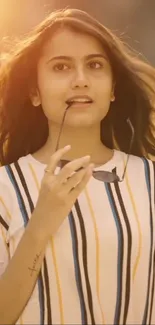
[27, 211, 50, 245]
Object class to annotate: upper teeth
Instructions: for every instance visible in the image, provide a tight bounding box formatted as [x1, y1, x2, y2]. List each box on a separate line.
[70, 98, 91, 103]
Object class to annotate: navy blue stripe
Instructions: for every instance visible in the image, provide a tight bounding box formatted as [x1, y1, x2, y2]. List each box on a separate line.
[105, 183, 124, 325]
[75, 199, 95, 325]
[142, 159, 154, 325]
[69, 211, 87, 324]
[5, 165, 29, 225]
[6, 163, 45, 324]
[14, 161, 47, 325]
[114, 181, 132, 324]
[14, 162, 34, 212]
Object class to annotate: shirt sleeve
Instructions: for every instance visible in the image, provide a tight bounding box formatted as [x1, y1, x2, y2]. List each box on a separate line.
[0, 167, 13, 277]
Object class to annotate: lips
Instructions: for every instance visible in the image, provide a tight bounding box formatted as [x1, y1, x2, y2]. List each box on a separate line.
[66, 95, 93, 105]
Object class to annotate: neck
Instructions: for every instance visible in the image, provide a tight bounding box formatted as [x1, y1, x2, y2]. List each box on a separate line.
[32, 122, 114, 167]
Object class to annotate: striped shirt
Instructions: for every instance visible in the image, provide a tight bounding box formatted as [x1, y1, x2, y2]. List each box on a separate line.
[0, 149, 155, 324]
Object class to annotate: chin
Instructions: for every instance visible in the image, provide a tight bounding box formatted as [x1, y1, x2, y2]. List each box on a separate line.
[66, 112, 99, 125]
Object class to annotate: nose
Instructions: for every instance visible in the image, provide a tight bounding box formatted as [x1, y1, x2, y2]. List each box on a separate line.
[71, 67, 90, 89]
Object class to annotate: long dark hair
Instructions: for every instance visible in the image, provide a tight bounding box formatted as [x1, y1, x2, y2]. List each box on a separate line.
[0, 8, 155, 165]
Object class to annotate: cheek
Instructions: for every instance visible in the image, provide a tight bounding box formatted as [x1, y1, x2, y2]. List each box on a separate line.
[37, 71, 68, 100]
[37, 71, 54, 97]
[94, 70, 113, 96]
[36, 68, 68, 120]
[96, 79, 113, 116]
[98, 81, 113, 101]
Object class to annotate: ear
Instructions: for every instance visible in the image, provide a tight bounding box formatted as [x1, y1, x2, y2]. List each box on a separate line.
[111, 93, 115, 102]
[111, 82, 116, 102]
[29, 88, 41, 107]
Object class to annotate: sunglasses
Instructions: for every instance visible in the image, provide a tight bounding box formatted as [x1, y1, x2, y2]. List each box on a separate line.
[54, 104, 134, 183]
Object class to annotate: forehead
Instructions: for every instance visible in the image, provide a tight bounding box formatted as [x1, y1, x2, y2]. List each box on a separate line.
[41, 27, 108, 59]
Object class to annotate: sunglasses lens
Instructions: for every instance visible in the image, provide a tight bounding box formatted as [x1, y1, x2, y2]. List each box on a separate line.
[92, 171, 119, 183]
[60, 161, 120, 183]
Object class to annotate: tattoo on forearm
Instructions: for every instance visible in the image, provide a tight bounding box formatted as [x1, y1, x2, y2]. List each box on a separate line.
[28, 252, 42, 277]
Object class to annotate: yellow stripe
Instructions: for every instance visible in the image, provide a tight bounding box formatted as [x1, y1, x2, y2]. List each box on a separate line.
[0, 223, 10, 258]
[125, 170, 142, 280]
[0, 204, 21, 321]
[28, 164, 44, 323]
[50, 238, 64, 324]
[0, 225, 23, 325]
[84, 187, 105, 325]
[28, 163, 40, 190]
[19, 315, 23, 325]
[0, 196, 12, 220]
[29, 163, 64, 323]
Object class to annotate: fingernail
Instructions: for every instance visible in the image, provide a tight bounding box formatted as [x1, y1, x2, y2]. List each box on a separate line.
[83, 155, 91, 160]
[65, 145, 71, 149]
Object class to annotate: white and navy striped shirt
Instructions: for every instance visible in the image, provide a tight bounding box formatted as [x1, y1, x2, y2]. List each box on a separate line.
[0, 149, 155, 324]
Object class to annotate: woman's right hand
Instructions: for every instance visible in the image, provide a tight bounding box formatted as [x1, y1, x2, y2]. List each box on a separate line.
[33, 145, 94, 239]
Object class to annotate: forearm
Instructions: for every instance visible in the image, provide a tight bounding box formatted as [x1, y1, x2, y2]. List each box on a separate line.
[0, 212, 49, 325]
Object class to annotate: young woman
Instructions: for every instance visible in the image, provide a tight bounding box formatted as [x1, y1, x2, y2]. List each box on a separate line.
[0, 8, 155, 325]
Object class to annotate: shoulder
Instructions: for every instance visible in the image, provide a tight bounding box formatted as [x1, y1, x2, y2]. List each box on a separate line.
[0, 154, 40, 230]
[129, 153, 154, 173]
[0, 154, 31, 188]
[0, 154, 35, 212]
[119, 151, 155, 184]
[118, 150, 154, 167]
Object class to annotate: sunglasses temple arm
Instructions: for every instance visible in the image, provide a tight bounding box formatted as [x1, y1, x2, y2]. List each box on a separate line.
[121, 153, 130, 180]
[54, 104, 71, 152]
[121, 119, 135, 180]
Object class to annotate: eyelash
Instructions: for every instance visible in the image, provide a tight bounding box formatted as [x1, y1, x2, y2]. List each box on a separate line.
[53, 61, 104, 71]
[89, 61, 103, 69]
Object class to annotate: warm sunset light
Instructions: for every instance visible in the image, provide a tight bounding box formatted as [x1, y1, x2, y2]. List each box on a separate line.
[0, 3, 155, 325]
[0, 0, 154, 65]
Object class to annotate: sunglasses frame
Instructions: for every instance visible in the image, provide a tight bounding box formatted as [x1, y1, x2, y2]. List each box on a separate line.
[55, 104, 135, 183]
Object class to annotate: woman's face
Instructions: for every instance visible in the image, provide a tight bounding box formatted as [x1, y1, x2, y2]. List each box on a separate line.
[32, 27, 114, 127]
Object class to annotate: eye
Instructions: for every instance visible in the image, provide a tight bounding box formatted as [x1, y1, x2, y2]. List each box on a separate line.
[88, 61, 103, 69]
[53, 63, 69, 71]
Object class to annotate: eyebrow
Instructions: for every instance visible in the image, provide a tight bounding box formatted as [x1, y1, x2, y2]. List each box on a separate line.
[47, 53, 108, 64]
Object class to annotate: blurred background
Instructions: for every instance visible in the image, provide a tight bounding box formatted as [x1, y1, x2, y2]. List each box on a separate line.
[0, 0, 154, 66]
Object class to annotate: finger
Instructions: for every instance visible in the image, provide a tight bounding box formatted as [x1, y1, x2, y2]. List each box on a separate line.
[45, 145, 71, 174]
[70, 164, 94, 197]
[60, 165, 89, 194]
[57, 155, 91, 183]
